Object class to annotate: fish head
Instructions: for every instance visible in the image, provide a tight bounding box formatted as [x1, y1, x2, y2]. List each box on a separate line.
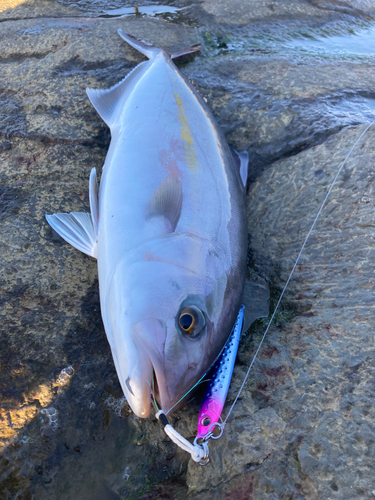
[107, 233, 241, 418]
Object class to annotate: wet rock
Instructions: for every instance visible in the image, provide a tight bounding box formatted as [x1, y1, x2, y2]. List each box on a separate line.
[239, 125, 375, 500]
[187, 54, 375, 180]
[0, 16, 197, 143]
[201, 0, 330, 24]
[152, 125, 375, 500]
[0, 0, 80, 20]
[187, 407, 286, 492]
[1, 1, 375, 499]
[307, 0, 375, 17]
[200, 0, 375, 24]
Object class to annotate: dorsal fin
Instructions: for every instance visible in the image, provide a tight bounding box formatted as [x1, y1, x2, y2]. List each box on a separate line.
[89, 167, 99, 236]
[147, 174, 183, 232]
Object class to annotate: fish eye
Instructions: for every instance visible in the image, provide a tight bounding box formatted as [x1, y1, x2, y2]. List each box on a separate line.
[180, 313, 194, 330]
[177, 305, 206, 337]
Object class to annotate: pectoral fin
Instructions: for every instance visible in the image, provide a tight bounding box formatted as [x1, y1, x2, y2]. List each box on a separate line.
[231, 149, 249, 188]
[147, 174, 183, 233]
[45, 212, 97, 258]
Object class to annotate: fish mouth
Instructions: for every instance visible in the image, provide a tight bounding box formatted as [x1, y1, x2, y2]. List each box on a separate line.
[121, 357, 166, 418]
[150, 368, 183, 415]
[131, 318, 191, 417]
[120, 318, 205, 418]
[147, 349, 203, 416]
[115, 342, 153, 418]
[149, 365, 177, 416]
[150, 368, 161, 409]
[123, 369, 152, 419]
[118, 319, 164, 419]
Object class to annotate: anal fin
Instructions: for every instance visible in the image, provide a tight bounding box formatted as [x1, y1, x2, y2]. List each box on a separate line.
[46, 212, 97, 258]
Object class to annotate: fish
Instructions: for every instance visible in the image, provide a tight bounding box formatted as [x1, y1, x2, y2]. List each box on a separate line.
[45, 30, 248, 419]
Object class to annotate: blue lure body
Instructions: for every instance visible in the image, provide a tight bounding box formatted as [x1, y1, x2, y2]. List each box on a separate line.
[197, 305, 244, 438]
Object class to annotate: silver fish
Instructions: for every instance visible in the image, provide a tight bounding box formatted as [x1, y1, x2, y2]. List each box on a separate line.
[46, 31, 248, 418]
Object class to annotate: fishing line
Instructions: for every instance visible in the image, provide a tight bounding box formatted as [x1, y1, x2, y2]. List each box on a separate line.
[151, 372, 160, 411]
[165, 372, 209, 415]
[152, 372, 211, 413]
[223, 121, 374, 427]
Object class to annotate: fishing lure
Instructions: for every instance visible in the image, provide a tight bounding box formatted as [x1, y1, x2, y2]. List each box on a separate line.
[155, 306, 244, 464]
[196, 305, 245, 440]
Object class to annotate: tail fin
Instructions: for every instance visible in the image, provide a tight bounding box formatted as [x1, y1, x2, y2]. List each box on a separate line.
[118, 29, 201, 60]
[170, 44, 202, 59]
[118, 30, 160, 59]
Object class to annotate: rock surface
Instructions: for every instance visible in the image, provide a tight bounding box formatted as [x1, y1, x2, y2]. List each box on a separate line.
[185, 124, 375, 500]
[1, 1, 375, 499]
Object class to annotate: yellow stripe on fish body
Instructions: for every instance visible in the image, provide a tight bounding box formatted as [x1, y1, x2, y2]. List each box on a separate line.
[174, 93, 199, 172]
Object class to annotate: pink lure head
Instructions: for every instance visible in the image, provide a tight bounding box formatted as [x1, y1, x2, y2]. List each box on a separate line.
[197, 398, 224, 439]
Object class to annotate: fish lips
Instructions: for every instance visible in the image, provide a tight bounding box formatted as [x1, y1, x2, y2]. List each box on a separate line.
[132, 318, 171, 415]
[130, 317, 207, 417]
[114, 334, 153, 418]
[113, 318, 167, 418]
